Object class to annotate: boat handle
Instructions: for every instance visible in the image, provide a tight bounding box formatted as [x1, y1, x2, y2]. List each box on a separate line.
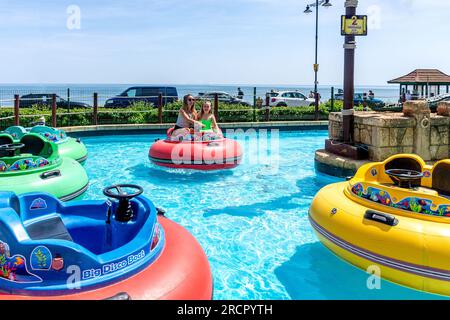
[364, 210, 399, 226]
[156, 207, 166, 216]
[104, 292, 131, 300]
[40, 170, 61, 180]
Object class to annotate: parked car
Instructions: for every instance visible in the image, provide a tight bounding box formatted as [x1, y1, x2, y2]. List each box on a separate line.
[334, 92, 385, 109]
[19, 94, 91, 108]
[104, 86, 178, 108]
[196, 91, 251, 106]
[427, 93, 450, 112]
[268, 91, 315, 107]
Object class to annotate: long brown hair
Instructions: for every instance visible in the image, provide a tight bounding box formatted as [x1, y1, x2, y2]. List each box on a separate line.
[182, 94, 197, 118]
[198, 100, 212, 120]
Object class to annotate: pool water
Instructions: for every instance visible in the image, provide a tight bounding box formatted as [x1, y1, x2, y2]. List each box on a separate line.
[81, 130, 445, 300]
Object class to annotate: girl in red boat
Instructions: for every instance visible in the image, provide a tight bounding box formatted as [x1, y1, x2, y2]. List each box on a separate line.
[196, 100, 222, 141]
[197, 100, 219, 133]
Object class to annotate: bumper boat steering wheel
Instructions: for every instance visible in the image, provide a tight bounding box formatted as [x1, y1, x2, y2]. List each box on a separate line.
[0, 143, 25, 157]
[103, 184, 144, 222]
[385, 169, 423, 189]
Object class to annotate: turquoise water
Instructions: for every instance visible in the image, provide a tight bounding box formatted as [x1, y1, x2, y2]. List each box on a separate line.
[81, 130, 445, 300]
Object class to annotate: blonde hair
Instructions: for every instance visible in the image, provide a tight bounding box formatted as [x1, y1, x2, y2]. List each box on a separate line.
[198, 100, 212, 120]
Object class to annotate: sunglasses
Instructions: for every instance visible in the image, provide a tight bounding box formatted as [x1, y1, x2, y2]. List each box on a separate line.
[188, 98, 195, 102]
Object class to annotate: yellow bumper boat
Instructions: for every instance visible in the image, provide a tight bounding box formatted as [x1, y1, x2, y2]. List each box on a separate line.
[309, 154, 450, 296]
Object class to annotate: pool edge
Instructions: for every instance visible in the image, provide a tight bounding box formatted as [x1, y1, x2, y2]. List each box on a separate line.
[61, 121, 329, 137]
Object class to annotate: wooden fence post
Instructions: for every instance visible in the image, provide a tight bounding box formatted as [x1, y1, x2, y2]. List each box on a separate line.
[330, 86, 335, 112]
[214, 93, 219, 122]
[14, 95, 20, 126]
[265, 93, 270, 122]
[158, 93, 163, 124]
[67, 88, 71, 127]
[51, 94, 57, 127]
[93, 93, 98, 125]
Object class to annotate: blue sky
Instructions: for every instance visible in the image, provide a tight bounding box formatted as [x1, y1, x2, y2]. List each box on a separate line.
[0, 0, 449, 85]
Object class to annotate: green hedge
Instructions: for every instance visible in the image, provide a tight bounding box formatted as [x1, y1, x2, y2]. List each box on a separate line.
[0, 100, 343, 129]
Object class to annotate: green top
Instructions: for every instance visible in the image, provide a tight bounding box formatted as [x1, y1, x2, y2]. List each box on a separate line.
[200, 119, 212, 131]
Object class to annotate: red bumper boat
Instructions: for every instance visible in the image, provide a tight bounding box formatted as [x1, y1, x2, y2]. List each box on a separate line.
[149, 129, 243, 170]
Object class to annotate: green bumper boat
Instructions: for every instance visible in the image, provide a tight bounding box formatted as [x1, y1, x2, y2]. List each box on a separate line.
[4, 125, 88, 165]
[0, 133, 89, 201]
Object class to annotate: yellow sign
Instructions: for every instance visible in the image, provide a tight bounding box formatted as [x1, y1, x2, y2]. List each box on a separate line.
[341, 15, 367, 36]
[313, 64, 319, 72]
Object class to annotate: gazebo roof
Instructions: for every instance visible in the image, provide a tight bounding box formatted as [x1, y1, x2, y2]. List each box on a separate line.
[388, 69, 450, 84]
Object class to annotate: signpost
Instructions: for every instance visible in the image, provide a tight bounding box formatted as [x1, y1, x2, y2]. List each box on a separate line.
[341, 1, 366, 145]
[325, 0, 368, 159]
[341, 15, 367, 36]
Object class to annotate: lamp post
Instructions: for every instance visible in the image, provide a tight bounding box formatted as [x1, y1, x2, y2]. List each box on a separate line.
[304, 0, 332, 121]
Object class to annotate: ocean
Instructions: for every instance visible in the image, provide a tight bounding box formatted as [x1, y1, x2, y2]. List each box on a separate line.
[0, 84, 400, 107]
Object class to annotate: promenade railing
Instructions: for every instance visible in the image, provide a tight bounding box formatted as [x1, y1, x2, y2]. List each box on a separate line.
[0, 87, 398, 130]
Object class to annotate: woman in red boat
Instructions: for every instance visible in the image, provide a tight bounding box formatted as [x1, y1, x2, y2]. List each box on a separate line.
[172, 94, 204, 137]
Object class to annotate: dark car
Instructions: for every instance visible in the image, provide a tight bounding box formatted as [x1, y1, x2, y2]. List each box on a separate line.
[104, 86, 178, 108]
[196, 91, 251, 106]
[334, 92, 385, 109]
[19, 94, 91, 108]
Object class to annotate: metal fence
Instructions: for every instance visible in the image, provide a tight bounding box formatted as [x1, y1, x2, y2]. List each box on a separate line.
[0, 86, 402, 129]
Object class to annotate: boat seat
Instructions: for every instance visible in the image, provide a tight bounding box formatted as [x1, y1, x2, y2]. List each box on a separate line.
[432, 162, 450, 197]
[385, 157, 422, 172]
[25, 216, 73, 242]
[20, 135, 45, 156]
[0, 135, 14, 158]
[0, 135, 14, 146]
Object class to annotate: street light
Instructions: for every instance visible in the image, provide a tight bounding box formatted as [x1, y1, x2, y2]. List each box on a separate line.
[303, 0, 332, 120]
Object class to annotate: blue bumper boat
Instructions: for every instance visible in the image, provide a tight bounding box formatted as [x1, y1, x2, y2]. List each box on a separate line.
[0, 185, 212, 300]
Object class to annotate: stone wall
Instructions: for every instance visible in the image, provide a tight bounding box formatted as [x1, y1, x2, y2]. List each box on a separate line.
[328, 101, 450, 162]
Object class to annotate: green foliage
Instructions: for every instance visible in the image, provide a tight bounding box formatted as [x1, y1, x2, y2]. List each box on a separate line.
[325, 99, 343, 112]
[264, 105, 330, 121]
[410, 201, 422, 213]
[35, 249, 47, 268]
[129, 100, 154, 110]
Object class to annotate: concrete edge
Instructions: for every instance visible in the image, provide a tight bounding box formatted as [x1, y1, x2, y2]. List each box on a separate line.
[314, 149, 370, 178]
